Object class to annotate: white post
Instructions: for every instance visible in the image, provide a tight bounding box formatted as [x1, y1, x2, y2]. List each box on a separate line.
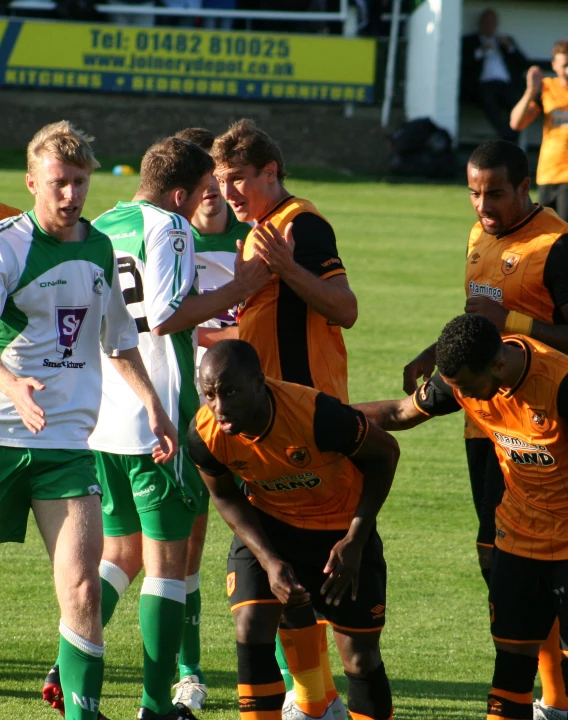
[380, 0, 403, 129]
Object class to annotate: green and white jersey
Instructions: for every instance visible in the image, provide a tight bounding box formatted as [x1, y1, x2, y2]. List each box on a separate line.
[0, 211, 138, 449]
[193, 208, 249, 370]
[89, 201, 199, 454]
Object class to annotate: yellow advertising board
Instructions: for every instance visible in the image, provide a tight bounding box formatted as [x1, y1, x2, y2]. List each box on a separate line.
[0, 18, 376, 103]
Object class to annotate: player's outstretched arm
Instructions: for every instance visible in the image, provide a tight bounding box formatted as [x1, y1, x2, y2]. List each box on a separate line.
[355, 394, 431, 431]
[402, 343, 437, 395]
[200, 468, 310, 606]
[321, 420, 399, 607]
[109, 347, 178, 463]
[0, 362, 46, 434]
[154, 241, 270, 336]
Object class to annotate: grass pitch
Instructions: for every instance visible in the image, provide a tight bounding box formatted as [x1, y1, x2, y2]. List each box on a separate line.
[0, 168, 526, 719]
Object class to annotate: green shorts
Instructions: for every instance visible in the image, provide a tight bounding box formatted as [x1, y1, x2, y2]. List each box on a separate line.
[95, 446, 206, 541]
[0, 447, 100, 544]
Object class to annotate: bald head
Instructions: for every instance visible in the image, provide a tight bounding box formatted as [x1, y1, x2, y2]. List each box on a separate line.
[200, 341, 267, 436]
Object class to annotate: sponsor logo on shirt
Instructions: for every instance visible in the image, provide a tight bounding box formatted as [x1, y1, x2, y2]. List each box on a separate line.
[39, 279, 67, 287]
[92, 269, 104, 295]
[468, 281, 503, 302]
[470, 252, 481, 264]
[253, 471, 322, 492]
[169, 229, 187, 255]
[321, 257, 341, 268]
[493, 431, 555, 466]
[52, 306, 89, 363]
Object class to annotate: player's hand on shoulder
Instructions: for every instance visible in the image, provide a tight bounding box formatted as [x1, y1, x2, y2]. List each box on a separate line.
[402, 344, 437, 395]
[464, 296, 508, 331]
[320, 536, 363, 606]
[234, 238, 271, 298]
[148, 406, 178, 464]
[5, 376, 46, 434]
[265, 557, 310, 606]
[526, 65, 544, 94]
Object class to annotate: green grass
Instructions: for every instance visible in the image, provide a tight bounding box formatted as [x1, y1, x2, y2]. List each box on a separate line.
[0, 169, 529, 719]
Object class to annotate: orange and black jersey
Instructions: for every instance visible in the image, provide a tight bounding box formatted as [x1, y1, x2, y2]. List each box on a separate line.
[531, 77, 568, 186]
[466, 205, 568, 325]
[413, 336, 568, 560]
[187, 378, 368, 530]
[239, 196, 349, 402]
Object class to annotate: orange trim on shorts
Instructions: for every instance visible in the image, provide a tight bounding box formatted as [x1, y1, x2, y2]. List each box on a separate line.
[490, 688, 532, 704]
[476, 542, 495, 548]
[492, 635, 546, 645]
[238, 681, 285, 698]
[231, 599, 282, 612]
[326, 621, 384, 633]
[321, 268, 347, 281]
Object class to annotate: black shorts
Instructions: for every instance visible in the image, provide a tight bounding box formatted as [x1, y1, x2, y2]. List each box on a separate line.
[490, 548, 568, 644]
[539, 183, 568, 222]
[226, 508, 387, 632]
[465, 438, 504, 547]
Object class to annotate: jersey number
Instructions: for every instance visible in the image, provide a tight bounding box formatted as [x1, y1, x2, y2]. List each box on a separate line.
[117, 256, 150, 334]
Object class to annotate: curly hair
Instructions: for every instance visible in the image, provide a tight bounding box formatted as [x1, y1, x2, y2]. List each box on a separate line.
[436, 314, 502, 378]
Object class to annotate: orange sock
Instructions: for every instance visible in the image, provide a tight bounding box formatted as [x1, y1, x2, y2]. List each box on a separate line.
[539, 619, 568, 710]
[319, 623, 339, 704]
[279, 623, 328, 718]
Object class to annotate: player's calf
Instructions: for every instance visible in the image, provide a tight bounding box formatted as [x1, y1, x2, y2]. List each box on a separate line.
[487, 649, 538, 719]
[344, 664, 393, 720]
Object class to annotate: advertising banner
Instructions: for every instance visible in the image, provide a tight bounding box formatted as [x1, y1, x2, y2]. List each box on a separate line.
[0, 19, 376, 103]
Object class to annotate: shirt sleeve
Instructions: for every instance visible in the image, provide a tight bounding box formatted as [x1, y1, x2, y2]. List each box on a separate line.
[557, 374, 568, 419]
[144, 214, 196, 330]
[186, 417, 230, 477]
[291, 212, 346, 278]
[99, 255, 139, 357]
[543, 234, 568, 319]
[413, 373, 462, 416]
[0, 239, 21, 316]
[313, 392, 369, 456]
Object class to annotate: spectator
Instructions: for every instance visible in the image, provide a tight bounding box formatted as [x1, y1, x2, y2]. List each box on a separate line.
[461, 8, 527, 143]
[510, 39, 568, 221]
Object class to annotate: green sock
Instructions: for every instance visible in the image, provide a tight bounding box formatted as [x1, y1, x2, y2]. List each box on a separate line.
[58, 623, 104, 720]
[139, 577, 186, 714]
[53, 561, 129, 668]
[275, 632, 294, 693]
[178, 573, 205, 684]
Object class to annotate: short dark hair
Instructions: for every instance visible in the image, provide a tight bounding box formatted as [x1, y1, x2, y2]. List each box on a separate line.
[201, 339, 263, 378]
[436, 314, 502, 377]
[139, 136, 214, 197]
[468, 140, 529, 188]
[174, 127, 215, 152]
[212, 118, 287, 181]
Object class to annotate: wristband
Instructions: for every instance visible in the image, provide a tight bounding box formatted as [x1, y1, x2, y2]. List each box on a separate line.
[504, 310, 534, 336]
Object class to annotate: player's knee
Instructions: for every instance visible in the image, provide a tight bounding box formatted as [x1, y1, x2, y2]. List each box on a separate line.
[60, 573, 102, 619]
[341, 647, 381, 675]
[234, 605, 280, 644]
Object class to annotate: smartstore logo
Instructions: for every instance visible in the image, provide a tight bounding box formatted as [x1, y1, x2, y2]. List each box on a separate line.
[55, 306, 89, 357]
[468, 281, 503, 302]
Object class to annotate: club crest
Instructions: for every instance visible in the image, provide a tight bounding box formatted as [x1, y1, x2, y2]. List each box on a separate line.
[226, 571, 236, 597]
[501, 252, 521, 276]
[528, 408, 550, 433]
[168, 229, 187, 255]
[286, 447, 311, 468]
